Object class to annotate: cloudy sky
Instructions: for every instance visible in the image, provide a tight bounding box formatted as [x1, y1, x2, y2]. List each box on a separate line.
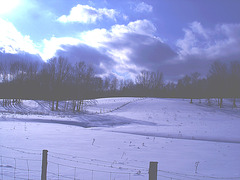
[0, 0, 240, 81]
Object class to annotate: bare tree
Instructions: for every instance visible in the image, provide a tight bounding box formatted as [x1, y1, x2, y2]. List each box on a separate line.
[103, 77, 110, 91]
[55, 57, 71, 110]
[47, 57, 57, 110]
[74, 61, 87, 86]
[230, 61, 240, 107]
[1, 61, 10, 83]
[0, 62, 3, 81]
[208, 61, 228, 108]
[135, 70, 151, 89]
[189, 72, 201, 103]
[150, 71, 164, 89]
[176, 75, 191, 97]
[26, 61, 39, 81]
[110, 76, 118, 92]
[93, 77, 103, 92]
[135, 70, 164, 96]
[47, 57, 71, 110]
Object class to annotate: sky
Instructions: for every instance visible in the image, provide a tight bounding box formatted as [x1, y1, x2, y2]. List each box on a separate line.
[0, 0, 240, 81]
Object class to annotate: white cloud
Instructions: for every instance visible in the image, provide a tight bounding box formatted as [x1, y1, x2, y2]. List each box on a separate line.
[135, 2, 153, 13]
[190, 21, 208, 38]
[80, 19, 157, 47]
[41, 37, 81, 61]
[177, 21, 240, 61]
[110, 19, 156, 36]
[57, 4, 118, 23]
[0, 0, 20, 15]
[127, 19, 156, 35]
[162, 22, 240, 80]
[79, 19, 175, 78]
[38, 19, 175, 79]
[122, 14, 128, 21]
[0, 18, 39, 55]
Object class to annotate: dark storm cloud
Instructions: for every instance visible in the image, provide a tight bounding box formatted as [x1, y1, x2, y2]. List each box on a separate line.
[51, 21, 240, 81]
[159, 52, 240, 82]
[55, 44, 115, 74]
[112, 21, 240, 81]
[165, 22, 240, 80]
[125, 34, 177, 70]
[105, 32, 177, 71]
[0, 51, 43, 64]
[157, 57, 212, 81]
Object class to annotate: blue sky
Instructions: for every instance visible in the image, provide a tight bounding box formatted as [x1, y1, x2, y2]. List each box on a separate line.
[1, 0, 240, 81]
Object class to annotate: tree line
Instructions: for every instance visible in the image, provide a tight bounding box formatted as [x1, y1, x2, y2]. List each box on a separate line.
[0, 57, 240, 109]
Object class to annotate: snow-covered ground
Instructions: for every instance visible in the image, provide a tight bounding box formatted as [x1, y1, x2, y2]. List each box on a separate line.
[0, 97, 240, 180]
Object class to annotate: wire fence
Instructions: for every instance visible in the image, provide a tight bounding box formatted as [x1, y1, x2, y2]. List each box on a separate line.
[1, 144, 240, 180]
[46, 150, 148, 180]
[0, 145, 42, 180]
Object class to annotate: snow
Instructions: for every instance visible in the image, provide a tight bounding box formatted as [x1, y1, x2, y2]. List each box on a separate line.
[22, 100, 39, 109]
[0, 97, 240, 180]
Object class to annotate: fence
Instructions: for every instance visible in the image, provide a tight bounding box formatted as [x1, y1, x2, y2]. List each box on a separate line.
[1, 145, 240, 180]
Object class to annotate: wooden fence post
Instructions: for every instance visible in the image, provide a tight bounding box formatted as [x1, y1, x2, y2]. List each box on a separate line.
[149, 161, 158, 180]
[41, 150, 48, 180]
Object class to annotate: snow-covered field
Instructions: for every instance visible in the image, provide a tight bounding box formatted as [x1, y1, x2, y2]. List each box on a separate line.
[0, 97, 240, 180]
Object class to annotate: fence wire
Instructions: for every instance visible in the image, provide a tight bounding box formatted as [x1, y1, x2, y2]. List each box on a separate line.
[46, 150, 149, 180]
[1, 145, 240, 180]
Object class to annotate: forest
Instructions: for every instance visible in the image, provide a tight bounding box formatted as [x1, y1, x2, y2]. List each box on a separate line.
[0, 56, 240, 110]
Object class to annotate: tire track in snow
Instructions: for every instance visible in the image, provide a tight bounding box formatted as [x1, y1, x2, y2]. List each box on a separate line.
[97, 98, 145, 114]
[0, 114, 156, 128]
[111, 130, 240, 144]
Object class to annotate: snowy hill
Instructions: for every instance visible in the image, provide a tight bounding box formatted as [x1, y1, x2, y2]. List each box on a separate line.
[0, 97, 240, 180]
